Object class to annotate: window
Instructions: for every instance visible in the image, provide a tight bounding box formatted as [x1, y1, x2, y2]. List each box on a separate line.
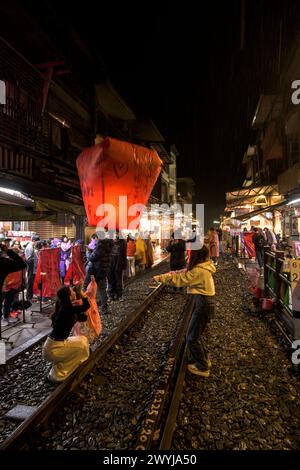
[12, 221, 21, 231]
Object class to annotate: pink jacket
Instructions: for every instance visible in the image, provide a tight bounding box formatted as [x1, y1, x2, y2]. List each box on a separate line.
[209, 232, 219, 258]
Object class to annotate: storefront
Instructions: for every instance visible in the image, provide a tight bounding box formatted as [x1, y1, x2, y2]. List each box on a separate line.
[223, 185, 286, 257]
[0, 188, 85, 243]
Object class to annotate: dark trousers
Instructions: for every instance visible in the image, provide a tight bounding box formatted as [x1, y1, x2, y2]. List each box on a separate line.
[96, 278, 108, 310]
[83, 270, 92, 291]
[26, 261, 35, 300]
[108, 256, 123, 299]
[3, 289, 18, 318]
[186, 295, 213, 370]
[256, 249, 264, 268]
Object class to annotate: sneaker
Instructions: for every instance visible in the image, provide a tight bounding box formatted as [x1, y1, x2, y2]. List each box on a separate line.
[8, 317, 19, 324]
[1, 319, 9, 327]
[187, 363, 210, 377]
[47, 373, 61, 385]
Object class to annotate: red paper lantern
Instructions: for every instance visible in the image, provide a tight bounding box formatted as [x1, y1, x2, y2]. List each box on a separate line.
[76, 137, 162, 229]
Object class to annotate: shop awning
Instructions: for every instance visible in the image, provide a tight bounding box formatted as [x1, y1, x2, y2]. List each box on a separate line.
[234, 200, 287, 221]
[226, 184, 281, 208]
[34, 198, 85, 216]
[0, 205, 57, 221]
[0, 196, 85, 220]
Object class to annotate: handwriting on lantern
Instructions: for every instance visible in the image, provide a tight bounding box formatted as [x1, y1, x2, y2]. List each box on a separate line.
[113, 162, 129, 179]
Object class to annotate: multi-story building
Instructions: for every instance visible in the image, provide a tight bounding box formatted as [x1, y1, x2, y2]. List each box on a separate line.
[177, 177, 196, 206]
[0, 3, 177, 242]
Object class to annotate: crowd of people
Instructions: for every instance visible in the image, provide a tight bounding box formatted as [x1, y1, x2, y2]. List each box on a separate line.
[0, 227, 221, 383]
[0, 224, 285, 384]
[0, 231, 157, 324]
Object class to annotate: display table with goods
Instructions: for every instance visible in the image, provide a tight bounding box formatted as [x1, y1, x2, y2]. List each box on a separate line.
[264, 247, 300, 340]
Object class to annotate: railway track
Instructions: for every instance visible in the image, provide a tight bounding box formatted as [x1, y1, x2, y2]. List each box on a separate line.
[0, 260, 171, 442]
[1, 257, 169, 364]
[1, 283, 195, 450]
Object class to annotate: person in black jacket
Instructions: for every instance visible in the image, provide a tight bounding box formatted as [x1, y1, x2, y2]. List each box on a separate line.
[83, 236, 114, 314]
[42, 285, 90, 383]
[166, 234, 186, 271]
[0, 243, 27, 324]
[108, 233, 127, 301]
[166, 234, 186, 292]
[252, 227, 266, 269]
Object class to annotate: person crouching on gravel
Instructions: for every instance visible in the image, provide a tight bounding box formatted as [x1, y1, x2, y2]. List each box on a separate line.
[153, 245, 215, 378]
[43, 285, 90, 383]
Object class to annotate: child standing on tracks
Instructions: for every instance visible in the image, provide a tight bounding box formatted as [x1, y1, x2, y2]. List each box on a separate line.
[153, 245, 215, 378]
[43, 285, 90, 383]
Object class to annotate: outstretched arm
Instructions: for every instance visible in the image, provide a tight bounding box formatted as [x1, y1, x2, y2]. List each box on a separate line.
[154, 269, 197, 288]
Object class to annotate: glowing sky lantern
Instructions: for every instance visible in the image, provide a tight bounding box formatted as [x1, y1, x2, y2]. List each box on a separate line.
[76, 137, 162, 229]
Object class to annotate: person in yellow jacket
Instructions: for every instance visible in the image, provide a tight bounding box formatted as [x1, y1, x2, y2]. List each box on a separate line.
[135, 235, 147, 270]
[154, 245, 215, 378]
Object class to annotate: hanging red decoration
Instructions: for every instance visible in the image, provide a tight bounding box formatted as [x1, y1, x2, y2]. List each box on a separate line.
[76, 137, 162, 229]
[33, 248, 61, 297]
[242, 232, 255, 259]
[64, 246, 86, 286]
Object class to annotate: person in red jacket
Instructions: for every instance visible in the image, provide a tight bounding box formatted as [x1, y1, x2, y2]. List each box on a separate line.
[126, 234, 136, 277]
[0, 242, 26, 326]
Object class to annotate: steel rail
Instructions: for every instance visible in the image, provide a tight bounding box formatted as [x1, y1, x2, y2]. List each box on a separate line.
[135, 295, 195, 450]
[2, 257, 169, 365]
[158, 343, 190, 450]
[0, 284, 164, 450]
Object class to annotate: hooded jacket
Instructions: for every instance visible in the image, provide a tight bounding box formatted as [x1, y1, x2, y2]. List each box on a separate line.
[87, 238, 114, 280]
[135, 237, 147, 265]
[155, 260, 216, 295]
[166, 239, 186, 270]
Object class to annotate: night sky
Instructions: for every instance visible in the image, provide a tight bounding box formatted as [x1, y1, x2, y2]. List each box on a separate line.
[8, 0, 300, 227]
[60, 0, 247, 226]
